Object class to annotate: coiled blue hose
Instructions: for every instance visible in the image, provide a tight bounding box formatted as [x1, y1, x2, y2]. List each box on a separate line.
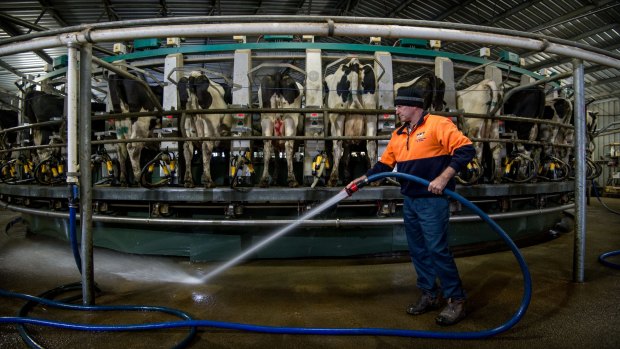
[1, 172, 532, 342]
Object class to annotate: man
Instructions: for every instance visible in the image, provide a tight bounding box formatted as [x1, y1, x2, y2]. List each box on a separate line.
[347, 85, 475, 326]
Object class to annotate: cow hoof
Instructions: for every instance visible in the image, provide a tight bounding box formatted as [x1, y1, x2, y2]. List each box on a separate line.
[204, 182, 216, 189]
[259, 179, 270, 188]
[288, 180, 299, 188]
[184, 182, 195, 188]
[326, 179, 339, 187]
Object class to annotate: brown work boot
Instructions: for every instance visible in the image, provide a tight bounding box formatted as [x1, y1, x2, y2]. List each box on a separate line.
[435, 298, 466, 326]
[406, 292, 440, 315]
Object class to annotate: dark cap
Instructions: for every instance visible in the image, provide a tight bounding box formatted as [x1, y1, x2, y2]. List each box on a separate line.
[394, 86, 425, 108]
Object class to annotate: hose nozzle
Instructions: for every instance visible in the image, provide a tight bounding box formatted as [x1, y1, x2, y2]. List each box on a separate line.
[344, 178, 368, 196]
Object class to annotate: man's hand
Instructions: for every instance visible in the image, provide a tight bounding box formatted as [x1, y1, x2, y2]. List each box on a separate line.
[428, 176, 449, 195]
[346, 175, 367, 190]
[428, 167, 456, 195]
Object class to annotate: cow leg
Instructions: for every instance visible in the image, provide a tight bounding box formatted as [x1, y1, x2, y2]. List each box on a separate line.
[182, 115, 196, 188]
[486, 119, 503, 183]
[366, 114, 378, 166]
[342, 142, 354, 184]
[260, 117, 274, 187]
[283, 116, 299, 187]
[126, 140, 143, 186]
[114, 119, 132, 186]
[199, 140, 215, 188]
[126, 119, 150, 186]
[195, 117, 216, 188]
[365, 115, 379, 186]
[328, 114, 344, 187]
[114, 142, 128, 185]
[183, 141, 195, 188]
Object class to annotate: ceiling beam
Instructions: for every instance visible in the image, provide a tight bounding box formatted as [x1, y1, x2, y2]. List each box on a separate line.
[341, 0, 361, 16]
[516, 23, 619, 60]
[37, 0, 68, 27]
[526, 41, 620, 71]
[459, 1, 619, 68]
[386, 0, 416, 17]
[570, 23, 620, 42]
[587, 92, 620, 102]
[482, 0, 545, 26]
[255, 0, 263, 14]
[0, 11, 115, 56]
[159, 0, 169, 17]
[0, 58, 25, 78]
[0, 12, 47, 32]
[433, 0, 477, 21]
[0, 18, 52, 64]
[101, 0, 120, 21]
[586, 75, 620, 88]
[528, 0, 618, 33]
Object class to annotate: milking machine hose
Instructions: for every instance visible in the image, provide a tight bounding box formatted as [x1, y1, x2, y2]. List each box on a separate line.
[1, 172, 532, 345]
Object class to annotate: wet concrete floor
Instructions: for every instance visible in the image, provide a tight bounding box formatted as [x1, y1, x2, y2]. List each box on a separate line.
[1, 198, 619, 348]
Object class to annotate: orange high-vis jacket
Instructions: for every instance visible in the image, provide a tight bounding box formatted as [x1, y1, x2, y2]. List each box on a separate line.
[366, 113, 475, 197]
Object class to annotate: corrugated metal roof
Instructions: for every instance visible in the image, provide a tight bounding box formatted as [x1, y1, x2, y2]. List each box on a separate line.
[0, 0, 619, 107]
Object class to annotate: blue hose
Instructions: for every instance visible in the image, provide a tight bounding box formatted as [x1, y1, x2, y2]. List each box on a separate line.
[1, 172, 532, 342]
[68, 184, 82, 274]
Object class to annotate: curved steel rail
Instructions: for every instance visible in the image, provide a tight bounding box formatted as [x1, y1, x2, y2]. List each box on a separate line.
[0, 199, 574, 227]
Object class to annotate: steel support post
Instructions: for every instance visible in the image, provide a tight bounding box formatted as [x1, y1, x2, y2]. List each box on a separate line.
[66, 43, 79, 184]
[79, 43, 95, 303]
[572, 58, 586, 283]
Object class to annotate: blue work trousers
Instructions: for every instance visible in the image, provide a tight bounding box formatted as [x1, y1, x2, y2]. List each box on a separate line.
[403, 195, 465, 300]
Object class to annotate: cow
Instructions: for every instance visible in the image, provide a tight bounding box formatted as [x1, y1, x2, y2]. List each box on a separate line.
[501, 87, 547, 182]
[324, 58, 377, 187]
[455, 79, 502, 183]
[540, 98, 572, 161]
[22, 89, 66, 163]
[177, 71, 232, 188]
[108, 73, 163, 186]
[257, 72, 303, 187]
[0, 109, 18, 161]
[544, 98, 600, 180]
[393, 72, 446, 113]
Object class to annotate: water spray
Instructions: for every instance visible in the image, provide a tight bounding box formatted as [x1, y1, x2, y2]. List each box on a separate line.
[1, 172, 532, 345]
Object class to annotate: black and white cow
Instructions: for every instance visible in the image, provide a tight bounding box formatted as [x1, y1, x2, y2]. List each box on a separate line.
[23, 89, 66, 162]
[108, 73, 163, 186]
[501, 87, 547, 182]
[504, 87, 547, 155]
[0, 109, 18, 161]
[258, 72, 303, 187]
[393, 72, 446, 113]
[177, 71, 232, 188]
[538, 97, 574, 174]
[324, 58, 377, 187]
[455, 79, 502, 182]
